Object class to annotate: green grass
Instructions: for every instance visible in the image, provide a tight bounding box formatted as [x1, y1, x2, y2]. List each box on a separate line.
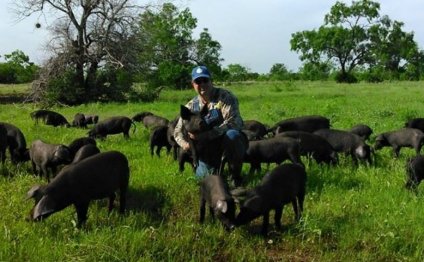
[1, 80, 424, 261]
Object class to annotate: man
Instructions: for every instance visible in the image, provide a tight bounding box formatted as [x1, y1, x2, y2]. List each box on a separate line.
[174, 65, 246, 182]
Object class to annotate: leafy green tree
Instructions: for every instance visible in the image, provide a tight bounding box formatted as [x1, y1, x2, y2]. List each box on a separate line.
[368, 16, 422, 80]
[15, 0, 144, 104]
[291, 0, 381, 83]
[225, 64, 250, 82]
[0, 50, 39, 83]
[136, 3, 223, 89]
[269, 63, 290, 80]
[192, 28, 224, 80]
[298, 61, 333, 81]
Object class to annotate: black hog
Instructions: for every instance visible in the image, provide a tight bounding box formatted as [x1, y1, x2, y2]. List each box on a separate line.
[243, 120, 268, 140]
[180, 105, 247, 186]
[142, 115, 170, 129]
[374, 128, 424, 157]
[177, 147, 195, 172]
[0, 122, 29, 163]
[314, 129, 372, 164]
[348, 124, 373, 141]
[29, 140, 72, 181]
[405, 118, 424, 133]
[30, 110, 70, 127]
[71, 144, 100, 163]
[88, 116, 135, 139]
[72, 113, 87, 128]
[200, 175, 236, 230]
[405, 155, 424, 191]
[131, 111, 154, 122]
[270, 115, 330, 134]
[149, 125, 172, 157]
[84, 114, 99, 125]
[234, 163, 306, 236]
[68, 137, 97, 158]
[277, 131, 338, 164]
[0, 125, 6, 165]
[26, 151, 130, 227]
[244, 136, 302, 174]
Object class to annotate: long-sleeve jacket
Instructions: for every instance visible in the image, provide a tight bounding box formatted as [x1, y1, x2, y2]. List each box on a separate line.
[174, 87, 243, 148]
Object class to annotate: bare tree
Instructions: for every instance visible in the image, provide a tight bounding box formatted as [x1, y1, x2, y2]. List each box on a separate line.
[14, 0, 148, 103]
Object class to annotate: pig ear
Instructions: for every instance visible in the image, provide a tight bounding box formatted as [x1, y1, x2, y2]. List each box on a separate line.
[32, 195, 57, 220]
[180, 105, 192, 120]
[26, 185, 42, 200]
[216, 200, 228, 214]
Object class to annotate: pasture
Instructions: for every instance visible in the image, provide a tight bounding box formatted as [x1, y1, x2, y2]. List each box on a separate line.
[1, 81, 424, 261]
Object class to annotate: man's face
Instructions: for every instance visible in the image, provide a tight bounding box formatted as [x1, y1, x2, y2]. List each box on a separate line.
[192, 77, 213, 97]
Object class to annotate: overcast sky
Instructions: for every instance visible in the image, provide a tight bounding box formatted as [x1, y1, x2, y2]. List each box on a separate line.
[1, 0, 423, 73]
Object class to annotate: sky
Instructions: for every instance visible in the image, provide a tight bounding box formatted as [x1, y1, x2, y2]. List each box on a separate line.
[1, 0, 423, 74]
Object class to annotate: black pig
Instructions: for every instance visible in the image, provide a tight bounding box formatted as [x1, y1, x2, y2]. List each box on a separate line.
[68, 137, 97, 158]
[374, 128, 424, 157]
[405, 118, 424, 133]
[234, 163, 306, 236]
[405, 155, 424, 191]
[88, 116, 135, 139]
[30, 110, 70, 127]
[26, 151, 130, 227]
[270, 115, 330, 134]
[348, 124, 373, 141]
[314, 128, 372, 164]
[277, 131, 338, 164]
[180, 105, 247, 186]
[29, 140, 72, 181]
[0, 125, 6, 165]
[200, 175, 236, 230]
[71, 144, 100, 163]
[244, 136, 302, 174]
[149, 125, 172, 157]
[142, 115, 169, 129]
[0, 122, 29, 163]
[72, 113, 87, 128]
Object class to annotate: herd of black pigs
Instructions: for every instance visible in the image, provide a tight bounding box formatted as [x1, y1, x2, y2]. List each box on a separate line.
[1, 107, 424, 236]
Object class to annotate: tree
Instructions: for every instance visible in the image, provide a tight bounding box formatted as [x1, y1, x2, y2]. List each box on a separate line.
[368, 15, 422, 80]
[14, 0, 145, 104]
[0, 50, 39, 83]
[269, 63, 290, 81]
[136, 3, 223, 89]
[225, 64, 250, 82]
[291, 0, 381, 83]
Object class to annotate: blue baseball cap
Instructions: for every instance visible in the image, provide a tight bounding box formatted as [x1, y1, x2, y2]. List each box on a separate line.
[191, 66, 211, 81]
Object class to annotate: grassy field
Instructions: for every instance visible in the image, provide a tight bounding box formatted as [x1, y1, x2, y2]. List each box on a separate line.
[1, 80, 424, 261]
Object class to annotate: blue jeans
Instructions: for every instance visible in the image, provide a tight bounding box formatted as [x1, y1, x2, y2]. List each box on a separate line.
[195, 129, 244, 179]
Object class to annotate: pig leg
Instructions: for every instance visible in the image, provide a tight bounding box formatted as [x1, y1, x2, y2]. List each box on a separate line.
[199, 198, 206, 223]
[123, 131, 129, 139]
[155, 146, 161, 157]
[274, 206, 283, 230]
[261, 212, 270, 236]
[291, 199, 300, 221]
[393, 146, 400, 158]
[31, 161, 38, 176]
[108, 193, 116, 212]
[75, 202, 89, 227]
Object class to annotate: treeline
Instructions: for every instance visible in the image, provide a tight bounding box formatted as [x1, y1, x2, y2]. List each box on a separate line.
[5, 0, 424, 106]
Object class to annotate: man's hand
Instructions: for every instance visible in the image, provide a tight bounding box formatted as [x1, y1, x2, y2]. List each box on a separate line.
[181, 141, 190, 151]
